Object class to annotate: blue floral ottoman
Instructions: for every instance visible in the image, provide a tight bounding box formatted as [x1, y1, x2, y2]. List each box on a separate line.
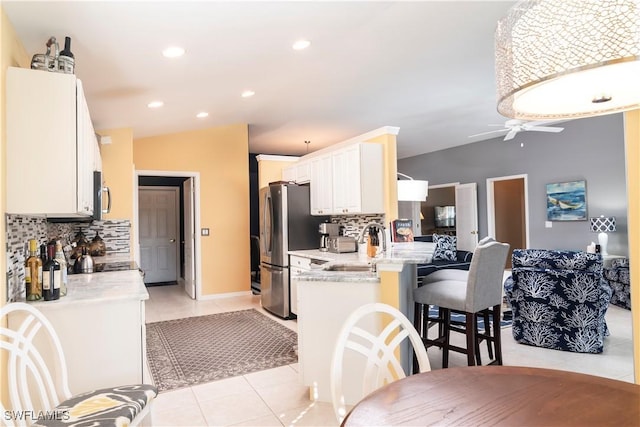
[604, 258, 631, 310]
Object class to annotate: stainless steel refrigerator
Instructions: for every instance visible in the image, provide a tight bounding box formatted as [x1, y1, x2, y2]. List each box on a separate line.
[260, 182, 327, 319]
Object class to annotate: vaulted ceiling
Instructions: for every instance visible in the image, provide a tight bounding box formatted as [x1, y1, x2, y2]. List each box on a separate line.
[3, 1, 520, 159]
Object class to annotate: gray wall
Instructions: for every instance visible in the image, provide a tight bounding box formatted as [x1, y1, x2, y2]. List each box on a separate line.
[398, 113, 628, 256]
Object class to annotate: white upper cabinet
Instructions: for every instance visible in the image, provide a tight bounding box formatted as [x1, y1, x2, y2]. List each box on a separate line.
[282, 166, 296, 182]
[310, 155, 333, 215]
[6, 67, 95, 217]
[295, 160, 311, 183]
[282, 159, 311, 184]
[310, 142, 384, 215]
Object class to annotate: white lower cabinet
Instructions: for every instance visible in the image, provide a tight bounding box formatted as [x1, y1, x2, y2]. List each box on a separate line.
[289, 255, 317, 316]
[8, 299, 147, 395]
[296, 278, 380, 404]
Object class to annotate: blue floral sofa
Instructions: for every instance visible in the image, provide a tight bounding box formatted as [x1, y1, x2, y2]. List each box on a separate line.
[605, 258, 631, 310]
[504, 249, 612, 353]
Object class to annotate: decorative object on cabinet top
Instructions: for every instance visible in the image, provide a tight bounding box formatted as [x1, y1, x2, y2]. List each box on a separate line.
[31, 35, 75, 74]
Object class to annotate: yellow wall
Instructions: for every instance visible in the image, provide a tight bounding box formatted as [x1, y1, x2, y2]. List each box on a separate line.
[365, 133, 399, 221]
[1, 6, 30, 407]
[0, 7, 29, 309]
[0, 6, 31, 407]
[97, 128, 135, 253]
[364, 133, 401, 308]
[623, 110, 639, 384]
[98, 128, 134, 220]
[134, 124, 250, 296]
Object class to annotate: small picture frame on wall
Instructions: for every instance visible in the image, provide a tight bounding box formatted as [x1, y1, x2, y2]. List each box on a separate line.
[546, 180, 587, 221]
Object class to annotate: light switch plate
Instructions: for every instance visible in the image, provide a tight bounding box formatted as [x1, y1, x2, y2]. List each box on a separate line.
[201, 228, 210, 236]
[545, 221, 552, 228]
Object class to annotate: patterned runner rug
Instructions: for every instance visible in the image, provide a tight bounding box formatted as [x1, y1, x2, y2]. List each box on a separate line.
[146, 309, 298, 392]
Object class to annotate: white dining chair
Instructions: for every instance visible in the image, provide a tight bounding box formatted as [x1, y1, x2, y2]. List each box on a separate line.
[1, 302, 157, 427]
[330, 302, 431, 424]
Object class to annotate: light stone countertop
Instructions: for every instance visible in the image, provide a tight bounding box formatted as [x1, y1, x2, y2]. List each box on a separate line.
[289, 241, 434, 282]
[18, 269, 148, 307]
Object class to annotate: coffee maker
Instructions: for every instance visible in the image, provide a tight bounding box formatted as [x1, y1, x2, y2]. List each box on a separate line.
[319, 223, 340, 251]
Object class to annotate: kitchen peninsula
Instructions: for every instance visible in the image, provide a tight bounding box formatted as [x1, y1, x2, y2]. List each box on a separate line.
[7, 266, 149, 394]
[290, 241, 433, 404]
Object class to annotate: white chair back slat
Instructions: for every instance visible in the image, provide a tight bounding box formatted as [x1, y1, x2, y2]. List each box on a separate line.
[1, 303, 73, 423]
[330, 303, 432, 424]
[6, 313, 57, 414]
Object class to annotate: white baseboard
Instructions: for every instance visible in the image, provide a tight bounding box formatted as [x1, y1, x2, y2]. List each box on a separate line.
[197, 290, 254, 301]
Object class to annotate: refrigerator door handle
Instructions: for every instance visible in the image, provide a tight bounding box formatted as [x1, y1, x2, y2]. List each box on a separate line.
[263, 191, 273, 257]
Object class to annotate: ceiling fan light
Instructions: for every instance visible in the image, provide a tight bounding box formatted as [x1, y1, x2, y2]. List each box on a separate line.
[495, 0, 640, 120]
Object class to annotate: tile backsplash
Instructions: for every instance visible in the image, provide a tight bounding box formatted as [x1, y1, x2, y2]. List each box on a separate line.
[5, 215, 48, 303]
[47, 220, 132, 254]
[5, 215, 131, 303]
[330, 214, 386, 238]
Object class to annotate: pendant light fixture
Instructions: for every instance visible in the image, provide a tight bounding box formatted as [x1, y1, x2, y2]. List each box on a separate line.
[397, 173, 429, 202]
[495, 0, 640, 120]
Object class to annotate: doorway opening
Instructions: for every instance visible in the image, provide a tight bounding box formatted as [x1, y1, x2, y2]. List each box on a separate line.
[487, 174, 529, 269]
[135, 170, 201, 300]
[420, 182, 479, 252]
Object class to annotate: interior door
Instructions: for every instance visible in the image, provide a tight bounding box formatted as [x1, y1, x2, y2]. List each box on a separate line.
[183, 178, 196, 298]
[139, 186, 179, 284]
[455, 183, 479, 251]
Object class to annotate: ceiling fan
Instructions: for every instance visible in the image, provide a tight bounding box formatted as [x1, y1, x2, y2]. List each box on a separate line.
[469, 119, 564, 141]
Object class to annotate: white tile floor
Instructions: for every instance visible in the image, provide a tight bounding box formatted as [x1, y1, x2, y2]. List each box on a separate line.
[145, 284, 635, 427]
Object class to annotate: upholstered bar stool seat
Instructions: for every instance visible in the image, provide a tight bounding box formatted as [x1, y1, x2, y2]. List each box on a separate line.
[413, 239, 510, 368]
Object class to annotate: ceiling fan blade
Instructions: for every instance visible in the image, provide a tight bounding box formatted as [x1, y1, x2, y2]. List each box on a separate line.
[503, 129, 518, 141]
[468, 129, 509, 138]
[526, 126, 564, 133]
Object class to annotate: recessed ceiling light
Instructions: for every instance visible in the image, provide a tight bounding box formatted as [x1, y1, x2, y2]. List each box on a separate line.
[196, 112, 209, 118]
[241, 90, 255, 98]
[162, 46, 185, 58]
[292, 39, 311, 50]
[147, 101, 164, 108]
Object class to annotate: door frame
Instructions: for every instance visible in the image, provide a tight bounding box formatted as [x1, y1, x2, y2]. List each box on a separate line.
[486, 174, 530, 248]
[138, 185, 180, 284]
[134, 170, 202, 299]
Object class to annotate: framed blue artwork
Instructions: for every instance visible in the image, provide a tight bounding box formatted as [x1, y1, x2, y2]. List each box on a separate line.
[546, 180, 587, 221]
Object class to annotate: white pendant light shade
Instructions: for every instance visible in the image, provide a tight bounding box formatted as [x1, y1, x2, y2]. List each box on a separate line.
[495, 0, 640, 120]
[397, 179, 429, 201]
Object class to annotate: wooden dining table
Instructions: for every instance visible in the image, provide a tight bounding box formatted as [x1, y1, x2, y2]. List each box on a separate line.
[342, 366, 640, 426]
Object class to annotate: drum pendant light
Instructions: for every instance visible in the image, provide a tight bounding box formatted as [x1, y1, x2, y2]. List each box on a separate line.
[495, 0, 640, 120]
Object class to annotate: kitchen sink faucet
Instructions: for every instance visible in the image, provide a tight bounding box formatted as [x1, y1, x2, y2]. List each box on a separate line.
[358, 223, 387, 254]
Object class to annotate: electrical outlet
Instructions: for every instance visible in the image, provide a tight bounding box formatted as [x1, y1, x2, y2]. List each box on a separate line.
[201, 228, 210, 236]
[545, 221, 552, 228]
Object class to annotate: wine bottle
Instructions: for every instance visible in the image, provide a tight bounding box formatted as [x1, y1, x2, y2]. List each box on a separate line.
[58, 36, 75, 74]
[43, 243, 61, 301]
[60, 37, 74, 59]
[25, 239, 43, 301]
[54, 240, 68, 297]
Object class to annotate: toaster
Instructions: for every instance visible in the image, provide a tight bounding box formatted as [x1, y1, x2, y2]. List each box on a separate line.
[327, 236, 357, 253]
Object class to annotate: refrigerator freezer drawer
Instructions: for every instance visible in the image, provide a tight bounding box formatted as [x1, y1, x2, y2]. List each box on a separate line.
[260, 263, 291, 319]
